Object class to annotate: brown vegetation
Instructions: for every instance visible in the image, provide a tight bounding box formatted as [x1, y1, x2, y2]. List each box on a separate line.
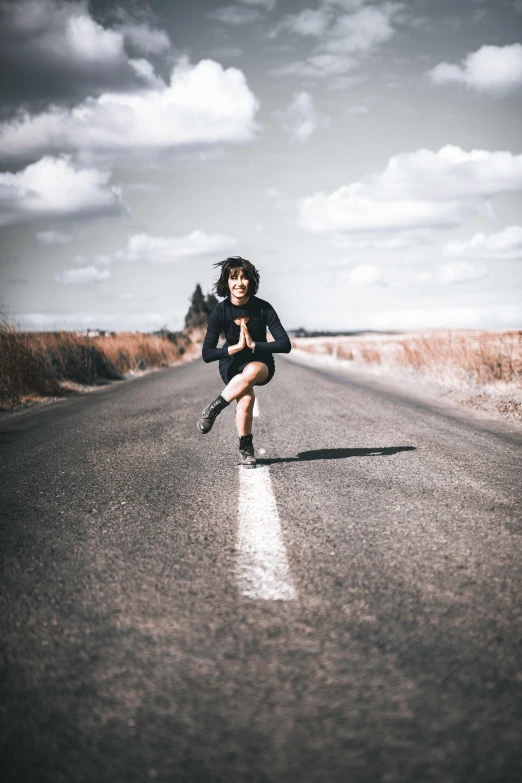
[291, 330, 522, 419]
[0, 315, 194, 412]
[291, 330, 522, 387]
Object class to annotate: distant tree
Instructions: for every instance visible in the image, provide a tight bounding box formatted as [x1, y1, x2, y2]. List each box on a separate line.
[205, 293, 218, 313]
[184, 284, 217, 330]
[191, 284, 206, 312]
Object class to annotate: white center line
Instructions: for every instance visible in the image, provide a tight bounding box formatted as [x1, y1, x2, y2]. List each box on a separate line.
[236, 465, 297, 601]
[253, 398, 260, 417]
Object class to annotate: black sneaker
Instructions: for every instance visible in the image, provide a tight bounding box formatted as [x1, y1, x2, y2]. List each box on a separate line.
[197, 394, 230, 433]
[239, 434, 256, 468]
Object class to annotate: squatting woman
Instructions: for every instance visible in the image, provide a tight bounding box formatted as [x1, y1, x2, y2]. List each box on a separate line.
[197, 256, 292, 467]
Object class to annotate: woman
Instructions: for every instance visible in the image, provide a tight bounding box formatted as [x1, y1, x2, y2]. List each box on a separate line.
[198, 256, 292, 467]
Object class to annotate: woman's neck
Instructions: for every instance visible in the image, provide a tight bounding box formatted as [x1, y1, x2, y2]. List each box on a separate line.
[230, 292, 250, 307]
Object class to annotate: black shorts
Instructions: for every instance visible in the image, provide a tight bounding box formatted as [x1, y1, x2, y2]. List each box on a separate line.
[219, 358, 275, 387]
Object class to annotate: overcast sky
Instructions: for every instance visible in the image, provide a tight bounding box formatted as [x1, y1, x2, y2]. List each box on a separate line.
[1, 0, 521, 332]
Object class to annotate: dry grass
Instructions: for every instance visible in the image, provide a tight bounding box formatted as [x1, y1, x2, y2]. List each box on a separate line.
[291, 330, 522, 419]
[292, 330, 522, 386]
[0, 315, 194, 412]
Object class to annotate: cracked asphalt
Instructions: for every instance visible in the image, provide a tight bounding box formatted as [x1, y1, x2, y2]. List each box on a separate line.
[1, 356, 521, 782]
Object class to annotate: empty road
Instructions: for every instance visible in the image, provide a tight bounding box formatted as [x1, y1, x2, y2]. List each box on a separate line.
[1, 356, 521, 782]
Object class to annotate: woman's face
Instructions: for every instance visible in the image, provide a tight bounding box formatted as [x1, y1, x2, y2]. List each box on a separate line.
[228, 268, 249, 298]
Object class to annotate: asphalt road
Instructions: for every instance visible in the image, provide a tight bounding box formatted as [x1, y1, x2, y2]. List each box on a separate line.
[1, 356, 522, 783]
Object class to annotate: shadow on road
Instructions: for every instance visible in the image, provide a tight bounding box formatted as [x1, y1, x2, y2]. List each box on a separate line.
[257, 445, 416, 465]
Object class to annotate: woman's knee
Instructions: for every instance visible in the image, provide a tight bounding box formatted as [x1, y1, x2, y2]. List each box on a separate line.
[236, 388, 255, 408]
[244, 362, 268, 382]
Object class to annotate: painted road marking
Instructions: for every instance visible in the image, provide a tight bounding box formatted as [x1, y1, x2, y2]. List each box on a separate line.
[236, 465, 296, 601]
[253, 398, 260, 417]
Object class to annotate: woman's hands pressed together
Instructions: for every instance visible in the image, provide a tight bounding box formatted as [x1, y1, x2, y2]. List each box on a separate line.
[241, 319, 255, 351]
[228, 318, 254, 355]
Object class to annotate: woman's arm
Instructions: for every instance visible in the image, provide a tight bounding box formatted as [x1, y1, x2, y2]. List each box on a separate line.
[202, 307, 230, 363]
[253, 305, 292, 354]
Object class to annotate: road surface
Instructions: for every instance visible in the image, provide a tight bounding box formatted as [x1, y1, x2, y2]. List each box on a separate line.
[1, 356, 521, 782]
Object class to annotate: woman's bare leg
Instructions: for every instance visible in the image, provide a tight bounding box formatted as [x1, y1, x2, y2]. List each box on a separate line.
[235, 388, 255, 436]
[221, 362, 269, 403]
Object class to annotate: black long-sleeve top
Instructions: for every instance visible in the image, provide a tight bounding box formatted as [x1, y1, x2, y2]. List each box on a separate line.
[202, 295, 291, 371]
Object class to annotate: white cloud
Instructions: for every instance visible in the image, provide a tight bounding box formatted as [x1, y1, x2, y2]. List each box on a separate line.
[4, 0, 125, 64]
[274, 8, 332, 38]
[208, 6, 263, 25]
[128, 58, 164, 88]
[271, 1, 402, 80]
[0, 57, 259, 161]
[340, 263, 383, 284]
[0, 0, 164, 103]
[75, 230, 237, 266]
[36, 230, 73, 245]
[428, 44, 522, 97]
[438, 261, 487, 284]
[278, 92, 329, 141]
[323, 4, 399, 55]
[55, 266, 112, 285]
[443, 226, 522, 259]
[374, 146, 522, 200]
[0, 155, 123, 225]
[298, 145, 522, 235]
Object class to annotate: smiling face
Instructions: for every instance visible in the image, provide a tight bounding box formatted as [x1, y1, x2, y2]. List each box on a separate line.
[228, 267, 250, 299]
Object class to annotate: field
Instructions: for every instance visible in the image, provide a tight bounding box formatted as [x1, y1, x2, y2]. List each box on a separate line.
[3, 320, 521, 419]
[289, 330, 522, 420]
[0, 317, 196, 412]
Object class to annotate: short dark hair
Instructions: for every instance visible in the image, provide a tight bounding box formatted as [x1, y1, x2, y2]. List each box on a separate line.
[212, 256, 260, 298]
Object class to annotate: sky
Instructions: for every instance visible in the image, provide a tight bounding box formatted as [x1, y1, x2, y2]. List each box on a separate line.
[0, 0, 521, 333]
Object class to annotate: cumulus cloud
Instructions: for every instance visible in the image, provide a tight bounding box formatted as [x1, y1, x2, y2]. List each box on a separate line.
[438, 261, 487, 284]
[74, 230, 237, 266]
[297, 145, 522, 235]
[278, 92, 329, 141]
[36, 230, 73, 245]
[443, 226, 522, 259]
[0, 0, 168, 105]
[322, 4, 399, 54]
[55, 266, 112, 284]
[274, 7, 332, 37]
[271, 1, 402, 82]
[0, 57, 260, 161]
[427, 44, 522, 97]
[0, 155, 124, 226]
